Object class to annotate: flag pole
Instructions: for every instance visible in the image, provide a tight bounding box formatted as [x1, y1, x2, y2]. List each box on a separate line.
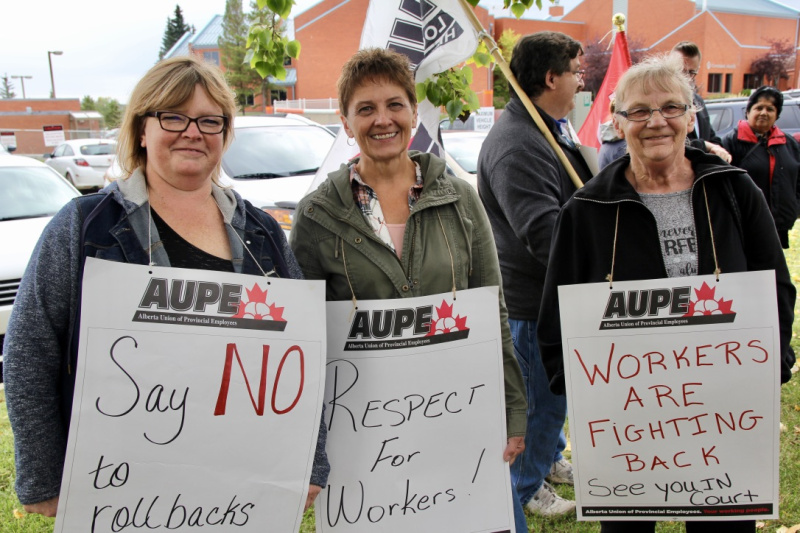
[456, 0, 584, 188]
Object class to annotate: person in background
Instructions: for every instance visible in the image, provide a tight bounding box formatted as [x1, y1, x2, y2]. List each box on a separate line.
[598, 98, 628, 169]
[722, 85, 800, 248]
[672, 41, 732, 163]
[290, 46, 527, 523]
[538, 53, 795, 533]
[478, 31, 594, 526]
[3, 56, 329, 517]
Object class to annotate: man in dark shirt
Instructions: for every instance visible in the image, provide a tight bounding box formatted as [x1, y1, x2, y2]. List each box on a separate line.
[673, 41, 732, 163]
[478, 31, 594, 528]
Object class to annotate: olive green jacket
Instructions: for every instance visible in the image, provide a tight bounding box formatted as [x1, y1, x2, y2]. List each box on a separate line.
[290, 151, 526, 438]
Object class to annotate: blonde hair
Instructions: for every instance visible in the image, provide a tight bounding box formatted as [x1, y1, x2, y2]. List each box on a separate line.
[614, 53, 694, 113]
[117, 56, 237, 182]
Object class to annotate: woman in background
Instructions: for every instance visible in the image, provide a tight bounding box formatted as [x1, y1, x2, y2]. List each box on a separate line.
[722, 85, 800, 248]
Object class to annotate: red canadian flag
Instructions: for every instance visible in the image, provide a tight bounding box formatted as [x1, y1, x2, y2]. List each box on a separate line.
[577, 28, 632, 150]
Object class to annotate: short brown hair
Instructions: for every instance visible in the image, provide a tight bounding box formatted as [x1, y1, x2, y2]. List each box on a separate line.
[672, 41, 701, 61]
[510, 31, 583, 100]
[337, 48, 417, 116]
[117, 56, 237, 181]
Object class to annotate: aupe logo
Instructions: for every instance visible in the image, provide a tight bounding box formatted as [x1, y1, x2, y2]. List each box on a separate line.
[599, 281, 736, 330]
[132, 278, 287, 331]
[344, 299, 469, 351]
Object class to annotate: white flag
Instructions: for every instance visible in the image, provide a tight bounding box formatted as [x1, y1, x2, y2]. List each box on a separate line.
[306, 0, 479, 191]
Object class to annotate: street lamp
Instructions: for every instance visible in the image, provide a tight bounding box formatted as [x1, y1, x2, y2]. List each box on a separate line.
[11, 75, 32, 99]
[47, 50, 63, 98]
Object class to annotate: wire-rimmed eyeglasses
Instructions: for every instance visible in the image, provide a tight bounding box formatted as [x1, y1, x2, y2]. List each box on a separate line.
[144, 111, 228, 134]
[615, 103, 690, 122]
[572, 69, 586, 79]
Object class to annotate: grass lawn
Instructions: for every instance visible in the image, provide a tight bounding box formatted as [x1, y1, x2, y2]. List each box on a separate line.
[2, 232, 800, 533]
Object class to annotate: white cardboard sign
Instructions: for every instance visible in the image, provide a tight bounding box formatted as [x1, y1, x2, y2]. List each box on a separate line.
[558, 272, 781, 521]
[43, 124, 65, 147]
[56, 258, 327, 532]
[316, 287, 514, 532]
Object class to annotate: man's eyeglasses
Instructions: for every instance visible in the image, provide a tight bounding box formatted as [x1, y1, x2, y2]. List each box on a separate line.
[684, 69, 698, 79]
[145, 111, 228, 134]
[572, 69, 586, 79]
[616, 104, 690, 122]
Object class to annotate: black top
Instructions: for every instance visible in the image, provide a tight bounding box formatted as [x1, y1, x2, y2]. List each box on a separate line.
[151, 208, 234, 272]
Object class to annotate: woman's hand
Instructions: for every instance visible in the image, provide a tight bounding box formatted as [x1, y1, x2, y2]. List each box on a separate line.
[305, 484, 323, 511]
[23, 496, 59, 517]
[503, 436, 526, 465]
[705, 142, 732, 163]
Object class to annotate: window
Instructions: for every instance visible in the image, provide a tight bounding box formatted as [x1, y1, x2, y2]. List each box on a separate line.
[724, 74, 732, 93]
[203, 51, 220, 65]
[707, 73, 722, 93]
[743, 74, 762, 90]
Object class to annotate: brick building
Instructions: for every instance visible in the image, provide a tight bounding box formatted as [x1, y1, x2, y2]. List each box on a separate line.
[293, 0, 800, 100]
[165, 0, 800, 111]
[0, 99, 103, 155]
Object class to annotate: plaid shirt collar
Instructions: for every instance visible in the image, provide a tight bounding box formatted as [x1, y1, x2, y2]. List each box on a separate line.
[349, 161, 424, 250]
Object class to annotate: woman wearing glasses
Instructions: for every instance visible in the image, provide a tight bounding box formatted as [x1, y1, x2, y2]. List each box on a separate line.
[537, 54, 794, 533]
[4, 56, 329, 517]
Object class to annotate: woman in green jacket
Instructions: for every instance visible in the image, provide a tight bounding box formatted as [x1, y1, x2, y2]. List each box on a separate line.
[290, 48, 526, 463]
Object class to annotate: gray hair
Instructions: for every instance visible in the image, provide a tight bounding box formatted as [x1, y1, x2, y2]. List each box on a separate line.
[614, 53, 694, 113]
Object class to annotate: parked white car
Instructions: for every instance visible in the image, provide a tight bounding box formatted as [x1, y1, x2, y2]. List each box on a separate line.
[45, 138, 116, 190]
[1, 155, 81, 381]
[441, 130, 487, 190]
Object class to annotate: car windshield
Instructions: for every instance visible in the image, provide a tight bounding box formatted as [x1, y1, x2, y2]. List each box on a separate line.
[442, 134, 486, 174]
[222, 126, 334, 179]
[0, 166, 79, 220]
[80, 143, 115, 156]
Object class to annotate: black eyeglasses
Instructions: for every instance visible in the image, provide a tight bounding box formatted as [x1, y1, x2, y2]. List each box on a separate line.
[616, 103, 690, 122]
[684, 69, 698, 79]
[145, 111, 227, 134]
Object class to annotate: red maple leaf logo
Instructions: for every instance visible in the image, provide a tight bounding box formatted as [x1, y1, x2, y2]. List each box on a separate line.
[426, 299, 469, 336]
[684, 281, 735, 316]
[233, 284, 286, 321]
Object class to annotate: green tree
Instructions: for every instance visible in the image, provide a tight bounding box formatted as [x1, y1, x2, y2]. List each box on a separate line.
[220, 0, 263, 112]
[81, 95, 96, 110]
[1, 74, 15, 99]
[100, 99, 123, 128]
[159, 5, 192, 61]
[490, 29, 520, 108]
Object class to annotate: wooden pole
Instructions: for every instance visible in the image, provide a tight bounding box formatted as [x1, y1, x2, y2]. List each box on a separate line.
[457, 0, 584, 188]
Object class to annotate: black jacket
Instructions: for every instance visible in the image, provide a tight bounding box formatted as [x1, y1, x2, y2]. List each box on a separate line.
[722, 120, 800, 248]
[537, 147, 796, 394]
[688, 92, 722, 145]
[477, 97, 593, 319]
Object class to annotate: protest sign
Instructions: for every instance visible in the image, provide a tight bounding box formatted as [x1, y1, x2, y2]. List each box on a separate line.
[559, 272, 781, 521]
[316, 287, 514, 532]
[55, 258, 326, 532]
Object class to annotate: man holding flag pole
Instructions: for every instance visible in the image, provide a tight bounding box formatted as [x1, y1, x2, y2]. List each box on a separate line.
[478, 29, 594, 528]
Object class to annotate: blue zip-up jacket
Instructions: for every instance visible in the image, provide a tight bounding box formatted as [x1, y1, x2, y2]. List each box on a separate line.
[3, 169, 329, 505]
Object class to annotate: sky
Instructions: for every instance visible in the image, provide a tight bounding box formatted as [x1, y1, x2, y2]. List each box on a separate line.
[0, 0, 579, 104]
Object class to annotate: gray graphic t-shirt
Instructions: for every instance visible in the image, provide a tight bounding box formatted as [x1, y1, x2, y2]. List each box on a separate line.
[639, 189, 697, 278]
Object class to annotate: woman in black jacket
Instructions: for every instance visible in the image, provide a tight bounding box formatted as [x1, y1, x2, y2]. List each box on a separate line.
[538, 55, 795, 533]
[722, 85, 800, 248]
